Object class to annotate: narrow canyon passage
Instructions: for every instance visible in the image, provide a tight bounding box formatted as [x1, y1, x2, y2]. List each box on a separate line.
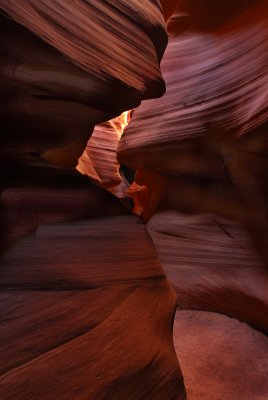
[1, 1, 268, 399]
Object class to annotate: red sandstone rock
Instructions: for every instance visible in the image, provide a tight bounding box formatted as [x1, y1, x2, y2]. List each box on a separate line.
[147, 211, 268, 333]
[0, 215, 186, 400]
[0, 0, 166, 99]
[159, 0, 180, 21]
[1, 2, 268, 399]
[0, 0, 167, 170]
[119, 1, 268, 164]
[77, 113, 129, 188]
[118, 0, 268, 263]
[0, 169, 128, 250]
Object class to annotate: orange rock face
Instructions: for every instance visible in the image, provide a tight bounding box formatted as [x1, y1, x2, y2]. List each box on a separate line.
[77, 113, 130, 188]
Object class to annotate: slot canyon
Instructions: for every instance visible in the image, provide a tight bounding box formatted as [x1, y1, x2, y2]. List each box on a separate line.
[0, 1, 268, 399]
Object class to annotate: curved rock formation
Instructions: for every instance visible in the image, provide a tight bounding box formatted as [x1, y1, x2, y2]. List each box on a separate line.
[119, 0, 268, 164]
[0, 0, 167, 170]
[1, 1, 268, 399]
[117, 0, 268, 362]
[118, 0, 268, 264]
[77, 112, 129, 188]
[0, 213, 186, 400]
[0, 3, 189, 399]
[148, 211, 268, 333]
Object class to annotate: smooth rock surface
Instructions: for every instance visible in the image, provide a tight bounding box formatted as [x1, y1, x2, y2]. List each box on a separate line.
[148, 211, 268, 333]
[0, 214, 186, 400]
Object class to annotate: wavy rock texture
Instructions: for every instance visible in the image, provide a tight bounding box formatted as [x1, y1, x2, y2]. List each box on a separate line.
[118, 0, 268, 263]
[2, 1, 268, 399]
[0, 213, 186, 400]
[0, 0, 167, 170]
[174, 310, 268, 400]
[0, 4, 188, 399]
[119, 1, 268, 163]
[0, 0, 166, 93]
[77, 112, 129, 188]
[147, 211, 268, 333]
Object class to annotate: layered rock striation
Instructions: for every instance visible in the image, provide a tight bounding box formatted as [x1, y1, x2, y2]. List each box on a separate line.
[118, 0, 268, 264]
[0, 0, 167, 170]
[148, 211, 268, 334]
[0, 2, 190, 399]
[0, 210, 186, 400]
